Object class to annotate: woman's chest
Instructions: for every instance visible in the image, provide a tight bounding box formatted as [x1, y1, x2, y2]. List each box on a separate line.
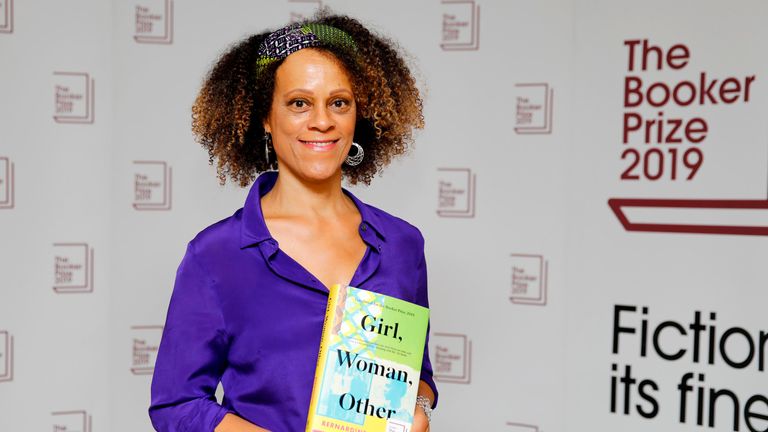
[215, 247, 419, 359]
[266, 217, 368, 290]
[218, 258, 416, 352]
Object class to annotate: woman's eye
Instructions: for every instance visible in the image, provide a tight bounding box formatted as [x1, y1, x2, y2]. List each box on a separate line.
[289, 99, 309, 109]
[332, 99, 350, 109]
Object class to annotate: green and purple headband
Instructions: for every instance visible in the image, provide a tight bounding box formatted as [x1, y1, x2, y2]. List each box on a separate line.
[255, 23, 357, 72]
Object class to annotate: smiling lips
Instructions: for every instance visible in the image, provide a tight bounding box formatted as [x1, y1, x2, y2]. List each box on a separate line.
[300, 139, 339, 152]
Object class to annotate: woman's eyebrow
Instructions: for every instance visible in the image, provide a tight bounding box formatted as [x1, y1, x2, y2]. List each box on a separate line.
[329, 88, 353, 96]
[283, 88, 353, 97]
[283, 88, 314, 97]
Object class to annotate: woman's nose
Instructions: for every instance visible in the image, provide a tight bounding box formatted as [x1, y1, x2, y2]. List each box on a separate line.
[308, 105, 334, 131]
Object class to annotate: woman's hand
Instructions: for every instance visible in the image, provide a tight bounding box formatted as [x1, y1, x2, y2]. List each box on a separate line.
[412, 404, 431, 432]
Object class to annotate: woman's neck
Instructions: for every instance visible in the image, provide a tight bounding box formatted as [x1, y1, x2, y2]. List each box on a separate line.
[261, 170, 355, 219]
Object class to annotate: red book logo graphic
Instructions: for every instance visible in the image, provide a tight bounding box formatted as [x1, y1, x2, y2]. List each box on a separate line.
[52, 411, 92, 432]
[611, 39, 767, 236]
[506, 422, 540, 432]
[509, 253, 548, 306]
[133, 160, 172, 210]
[134, 0, 173, 44]
[0, 157, 15, 209]
[437, 168, 476, 218]
[288, 0, 321, 23]
[515, 83, 554, 134]
[53, 72, 95, 124]
[0, 0, 13, 33]
[609, 198, 768, 236]
[432, 333, 472, 384]
[131, 325, 163, 375]
[441, 0, 480, 51]
[53, 243, 95, 294]
[0, 331, 14, 383]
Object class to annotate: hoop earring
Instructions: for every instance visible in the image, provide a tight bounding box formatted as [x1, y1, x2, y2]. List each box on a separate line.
[264, 132, 273, 169]
[345, 142, 364, 166]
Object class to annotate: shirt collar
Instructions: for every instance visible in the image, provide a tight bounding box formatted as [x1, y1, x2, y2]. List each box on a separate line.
[240, 171, 387, 249]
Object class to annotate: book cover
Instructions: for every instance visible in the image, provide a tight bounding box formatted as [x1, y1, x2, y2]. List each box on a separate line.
[306, 284, 429, 432]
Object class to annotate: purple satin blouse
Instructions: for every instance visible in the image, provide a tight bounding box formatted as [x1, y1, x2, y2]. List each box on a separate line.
[148, 171, 438, 432]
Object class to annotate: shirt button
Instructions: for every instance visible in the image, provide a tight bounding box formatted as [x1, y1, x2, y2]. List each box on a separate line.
[361, 223, 368, 231]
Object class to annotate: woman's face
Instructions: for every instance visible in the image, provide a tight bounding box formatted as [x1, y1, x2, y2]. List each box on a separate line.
[263, 48, 356, 183]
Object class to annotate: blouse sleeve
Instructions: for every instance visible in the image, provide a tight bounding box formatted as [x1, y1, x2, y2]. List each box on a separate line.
[414, 230, 439, 408]
[148, 241, 232, 432]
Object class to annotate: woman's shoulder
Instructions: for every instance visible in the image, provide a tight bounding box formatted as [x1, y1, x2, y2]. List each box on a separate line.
[184, 208, 245, 258]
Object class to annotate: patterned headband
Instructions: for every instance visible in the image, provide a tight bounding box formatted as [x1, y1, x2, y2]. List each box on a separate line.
[255, 23, 357, 71]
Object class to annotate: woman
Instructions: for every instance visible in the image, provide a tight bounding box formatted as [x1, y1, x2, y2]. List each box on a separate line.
[148, 12, 437, 432]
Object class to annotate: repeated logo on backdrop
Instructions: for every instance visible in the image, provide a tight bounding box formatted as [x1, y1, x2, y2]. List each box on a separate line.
[515, 83, 554, 135]
[509, 253, 548, 306]
[52, 243, 95, 294]
[288, 0, 321, 23]
[53, 72, 95, 124]
[436, 168, 476, 218]
[133, 160, 172, 211]
[440, 0, 480, 51]
[431, 332, 472, 384]
[52, 410, 92, 432]
[0, 0, 13, 33]
[0, 156, 14, 209]
[506, 422, 541, 432]
[130, 325, 163, 375]
[133, 0, 173, 44]
[0, 330, 13, 383]
[609, 39, 768, 236]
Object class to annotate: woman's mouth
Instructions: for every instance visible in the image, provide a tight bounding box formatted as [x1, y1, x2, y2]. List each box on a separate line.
[300, 139, 339, 152]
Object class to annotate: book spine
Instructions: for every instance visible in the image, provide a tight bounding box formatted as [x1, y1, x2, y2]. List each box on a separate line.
[304, 284, 340, 432]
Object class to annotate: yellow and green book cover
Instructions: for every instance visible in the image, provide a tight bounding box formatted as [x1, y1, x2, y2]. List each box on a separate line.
[305, 284, 429, 432]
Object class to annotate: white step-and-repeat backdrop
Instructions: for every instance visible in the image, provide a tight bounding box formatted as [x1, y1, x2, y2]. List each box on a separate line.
[1, 1, 766, 431]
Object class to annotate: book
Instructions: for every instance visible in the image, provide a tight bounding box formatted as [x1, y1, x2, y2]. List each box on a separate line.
[305, 284, 430, 432]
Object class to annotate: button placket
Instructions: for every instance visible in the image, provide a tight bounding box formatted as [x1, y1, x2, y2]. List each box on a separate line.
[257, 238, 327, 293]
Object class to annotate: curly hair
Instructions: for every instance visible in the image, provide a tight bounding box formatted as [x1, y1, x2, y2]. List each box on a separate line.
[191, 12, 424, 186]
